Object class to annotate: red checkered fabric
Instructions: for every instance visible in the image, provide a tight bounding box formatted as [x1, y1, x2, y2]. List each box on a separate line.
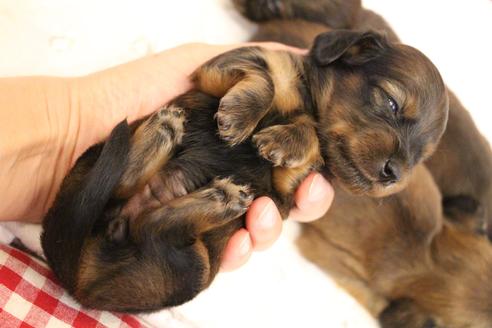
[0, 244, 143, 328]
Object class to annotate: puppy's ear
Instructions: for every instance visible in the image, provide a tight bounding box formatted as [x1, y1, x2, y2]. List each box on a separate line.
[311, 30, 388, 66]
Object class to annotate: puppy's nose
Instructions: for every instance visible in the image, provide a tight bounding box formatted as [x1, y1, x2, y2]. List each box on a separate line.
[379, 159, 400, 184]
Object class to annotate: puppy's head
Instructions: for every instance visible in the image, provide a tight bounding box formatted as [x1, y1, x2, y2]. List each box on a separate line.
[310, 30, 448, 197]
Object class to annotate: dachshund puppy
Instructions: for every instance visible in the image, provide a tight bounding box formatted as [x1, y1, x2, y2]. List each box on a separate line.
[41, 29, 448, 312]
[233, 0, 492, 326]
[298, 164, 492, 328]
[235, 0, 492, 235]
[352, 7, 492, 238]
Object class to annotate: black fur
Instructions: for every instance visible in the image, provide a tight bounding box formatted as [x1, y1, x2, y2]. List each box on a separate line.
[41, 120, 130, 291]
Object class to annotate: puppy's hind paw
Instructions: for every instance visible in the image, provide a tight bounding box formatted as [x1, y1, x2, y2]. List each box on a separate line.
[154, 105, 186, 144]
[208, 178, 254, 218]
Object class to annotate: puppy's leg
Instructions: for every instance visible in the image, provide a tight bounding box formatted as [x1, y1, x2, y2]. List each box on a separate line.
[379, 299, 437, 328]
[233, 0, 361, 29]
[193, 47, 273, 145]
[193, 48, 303, 145]
[77, 178, 253, 311]
[252, 114, 321, 168]
[130, 177, 254, 245]
[252, 114, 323, 215]
[116, 104, 185, 198]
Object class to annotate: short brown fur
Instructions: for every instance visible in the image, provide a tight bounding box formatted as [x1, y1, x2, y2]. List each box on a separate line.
[240, 0, 492, 326]
[41, 0, 449, 314]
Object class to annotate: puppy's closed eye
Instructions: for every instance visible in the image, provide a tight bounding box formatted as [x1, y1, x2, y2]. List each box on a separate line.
[386, 94, 399, 115]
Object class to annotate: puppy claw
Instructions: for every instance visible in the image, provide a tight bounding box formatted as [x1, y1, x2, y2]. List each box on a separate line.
[216, 102, 261, 146]
[253, 127, 306, 168]
[217, 116, 231, 131]
[209, 178, 254, 218]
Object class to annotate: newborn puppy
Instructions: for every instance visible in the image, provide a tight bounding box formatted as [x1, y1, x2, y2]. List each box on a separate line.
[352, 7, 492, 238]
[41, 29, 448, 312]
[237, 0, 492, 235]
[234, 0, 492, 326]
[298, 165, 492, 328]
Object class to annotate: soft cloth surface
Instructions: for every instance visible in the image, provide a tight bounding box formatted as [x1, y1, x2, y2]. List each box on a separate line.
[1, 0, 491, 327]
[0, 244, 142, 328]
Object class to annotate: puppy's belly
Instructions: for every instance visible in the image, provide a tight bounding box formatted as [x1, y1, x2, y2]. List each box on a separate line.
[120, 173, 189, 220]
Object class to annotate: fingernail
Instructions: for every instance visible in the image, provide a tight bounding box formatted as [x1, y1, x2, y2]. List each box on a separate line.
[239, 234, 252, 256]
[308, 173, 331, 203]
[257, 200, 278, 230]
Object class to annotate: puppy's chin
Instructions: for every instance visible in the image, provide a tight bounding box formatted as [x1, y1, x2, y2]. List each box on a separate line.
[336, 177, 409, 198]
[366, 179, 409, 197]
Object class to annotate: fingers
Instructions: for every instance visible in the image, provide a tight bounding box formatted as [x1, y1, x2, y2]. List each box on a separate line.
[220, 228, 253, 272]
[220, 197, 283, 272]
[288, 172, 334, 222]
[245, 197, 282, 251]
[220, 173, 333, 271]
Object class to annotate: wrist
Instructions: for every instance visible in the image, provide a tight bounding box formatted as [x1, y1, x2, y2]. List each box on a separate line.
[74, 49, 195, 147]
[0, 76, 79, 221]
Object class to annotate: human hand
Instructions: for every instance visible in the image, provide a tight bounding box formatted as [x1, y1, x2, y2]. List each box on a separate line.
[220, 172, 334, 271]
[0, 42, 305, 222]
[0, 42, 333, 271]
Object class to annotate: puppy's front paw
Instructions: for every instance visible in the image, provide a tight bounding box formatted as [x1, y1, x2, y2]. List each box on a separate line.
[252, 125, 307, 168]
[207, 178, 254, 218]
[215, 99, 264, 146]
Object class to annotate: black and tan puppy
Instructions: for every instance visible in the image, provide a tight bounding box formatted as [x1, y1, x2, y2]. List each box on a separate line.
[234, 0, 492, 326]
[41, 26, 448, 312]
[352, 7, 492, 238]
[236, 0, 492, 235]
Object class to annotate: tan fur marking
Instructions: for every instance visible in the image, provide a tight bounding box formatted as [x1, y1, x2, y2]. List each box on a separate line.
[116, 106, 185, 198]
[193, 240, 211, 289]
[421, 142, 438, 161]
[380, 80, 420, 119]
[76, 239, 100, 293]
[381, 81, 406, 104]
[273, 165, 311, 196]
[193, 66, 241, 98]
[273, 141, 322, 197]
[264, 51, 303, 114]
[268, 115, 322, 196]
[292, 115, 324, 167]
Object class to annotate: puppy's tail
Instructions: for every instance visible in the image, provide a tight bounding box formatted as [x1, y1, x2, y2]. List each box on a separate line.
[41, 120, 130, 291]
[232, 0, 361, 29]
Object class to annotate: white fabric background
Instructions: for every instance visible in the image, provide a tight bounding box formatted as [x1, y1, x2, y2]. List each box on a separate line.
[0, 1, 491, 327]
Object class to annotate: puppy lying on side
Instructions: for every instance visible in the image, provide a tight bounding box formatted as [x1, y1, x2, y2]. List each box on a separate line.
[41, 28, 447, 312]
[237, 0, 492, 236]
[233, 0, 492, 326]
[352, 7, 492, 238]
